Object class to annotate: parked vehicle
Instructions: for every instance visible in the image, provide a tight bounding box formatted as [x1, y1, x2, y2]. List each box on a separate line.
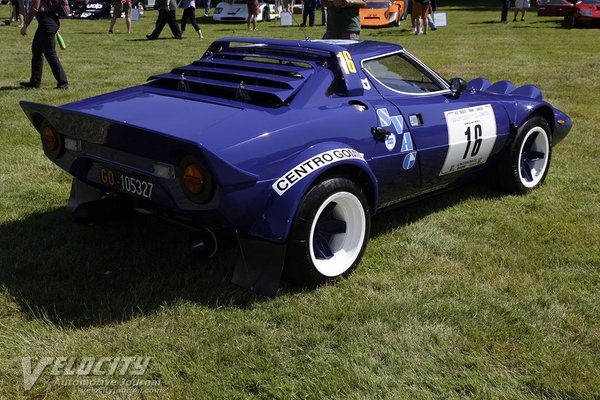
[360, 0, 405, 28]
[213, 0, 280, 22]
[536, 0, 600, 28]
[20, 38, 573, 296]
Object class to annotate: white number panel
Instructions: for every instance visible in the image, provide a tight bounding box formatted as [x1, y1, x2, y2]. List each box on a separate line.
[440, 104, 497, 176]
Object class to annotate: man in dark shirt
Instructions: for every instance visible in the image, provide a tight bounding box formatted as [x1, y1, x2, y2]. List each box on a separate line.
[20, 0, 68, 89]
[322, 0, 366, 40]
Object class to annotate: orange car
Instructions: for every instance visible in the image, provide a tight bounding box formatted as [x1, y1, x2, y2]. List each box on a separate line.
[360, 0, 405, 28]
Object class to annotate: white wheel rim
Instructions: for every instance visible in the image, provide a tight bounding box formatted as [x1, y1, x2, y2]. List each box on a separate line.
[518, 126, 550, 188]
[308, 191, 366, 277]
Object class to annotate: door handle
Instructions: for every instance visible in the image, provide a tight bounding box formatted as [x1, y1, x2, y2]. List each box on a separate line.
[371, 126, 392, 140]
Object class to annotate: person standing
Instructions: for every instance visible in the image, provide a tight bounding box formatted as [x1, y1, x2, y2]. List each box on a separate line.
[412, 0, 430, 35]
[20, 0, 68, 89]
[317, 0, 326, 25]
[427, 0, 436, 30]
[500, 0, 509, 23]
[322, 0, 366, 40]
[203, 0, 210, 17]
[300, 0, 316, 27]
[247, 0, 258, 30]
[513, 0, 529, 21]
[108, 0, 132, 34]
[11, 0, 25, 27]
[180, 0, 203, 38]
[146, 0, 182, 40]
[403, 0, 414, 32]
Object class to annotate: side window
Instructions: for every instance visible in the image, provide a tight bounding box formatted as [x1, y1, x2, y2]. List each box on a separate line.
[363, 53, 445, 94]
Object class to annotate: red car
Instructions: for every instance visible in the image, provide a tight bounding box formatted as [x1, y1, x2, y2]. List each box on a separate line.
[536, 0, 600, 28]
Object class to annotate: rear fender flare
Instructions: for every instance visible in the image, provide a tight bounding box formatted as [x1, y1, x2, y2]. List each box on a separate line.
[247, 142, 378, 242]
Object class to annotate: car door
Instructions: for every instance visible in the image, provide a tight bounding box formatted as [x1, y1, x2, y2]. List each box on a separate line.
[365, 98, 421, 208]
[362, 51, 511, 191]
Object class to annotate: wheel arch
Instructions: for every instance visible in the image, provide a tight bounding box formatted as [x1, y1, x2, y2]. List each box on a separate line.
[530, 105, 555, 135]
[232, 144, 377, 297]
[246, 144, 378, 243]
[511, 104, 555, 140]
[311, 163, 378, 215]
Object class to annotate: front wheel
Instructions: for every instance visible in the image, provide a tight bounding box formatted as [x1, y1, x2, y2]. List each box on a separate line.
[285, 177, 371, 286]
[497, 115, 552, 194]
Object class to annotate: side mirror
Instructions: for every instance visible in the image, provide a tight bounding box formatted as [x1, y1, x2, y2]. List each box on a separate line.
[449, 78, 467, 98]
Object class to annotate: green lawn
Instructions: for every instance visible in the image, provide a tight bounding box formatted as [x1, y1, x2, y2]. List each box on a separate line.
[1, 1, 599, 398]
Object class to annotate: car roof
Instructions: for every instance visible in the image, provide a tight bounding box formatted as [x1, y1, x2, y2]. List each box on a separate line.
[209, 37, 404, 63]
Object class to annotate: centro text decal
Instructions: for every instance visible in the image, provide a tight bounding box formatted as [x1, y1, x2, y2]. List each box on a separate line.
[273, 148, 365, 196]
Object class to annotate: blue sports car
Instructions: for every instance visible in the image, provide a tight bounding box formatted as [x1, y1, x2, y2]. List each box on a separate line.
[20, 38, 572, 296]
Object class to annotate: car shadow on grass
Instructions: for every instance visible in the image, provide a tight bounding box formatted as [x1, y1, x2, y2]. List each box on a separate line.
[0, 176, 500, 328]
[0, 86, 30, 91]
[0, 208, 267, 328]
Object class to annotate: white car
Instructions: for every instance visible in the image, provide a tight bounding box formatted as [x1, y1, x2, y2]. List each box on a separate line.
[213, 0, 281, 22]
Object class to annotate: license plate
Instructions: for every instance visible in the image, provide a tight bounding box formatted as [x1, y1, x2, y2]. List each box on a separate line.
[99, 166, 154, 200]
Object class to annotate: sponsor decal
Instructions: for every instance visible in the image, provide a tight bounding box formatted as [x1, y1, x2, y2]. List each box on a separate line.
[377, 108, 404, 135]
[403, 151, 417, 170]
[440, 104, 497, 175]
[376, 108, 418, 165]
[385, 133, 396, 151]
[361, 78, 371, 90]
[273, 148, 365, 195]
[377, 108, 392, 127]
[401, 132, 413, 152]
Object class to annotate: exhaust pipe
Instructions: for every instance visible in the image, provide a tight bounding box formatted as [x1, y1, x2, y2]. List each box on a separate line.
[187, 227, 218, 258]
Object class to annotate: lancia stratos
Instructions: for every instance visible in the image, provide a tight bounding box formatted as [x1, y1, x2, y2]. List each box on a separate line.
[20, 38, 573, 296]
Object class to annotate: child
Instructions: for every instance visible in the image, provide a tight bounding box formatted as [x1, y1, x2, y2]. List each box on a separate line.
[181, 0, 203, 38]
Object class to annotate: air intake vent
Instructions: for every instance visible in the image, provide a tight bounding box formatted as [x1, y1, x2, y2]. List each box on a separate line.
[147, 42, 326, 106]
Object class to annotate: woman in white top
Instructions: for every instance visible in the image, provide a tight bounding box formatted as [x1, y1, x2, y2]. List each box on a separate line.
[181, 0, 203, 38]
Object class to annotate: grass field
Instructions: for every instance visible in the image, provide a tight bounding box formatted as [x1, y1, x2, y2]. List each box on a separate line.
[0, 1, 599, 398]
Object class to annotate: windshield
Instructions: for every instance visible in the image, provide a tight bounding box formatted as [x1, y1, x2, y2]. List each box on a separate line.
[363, 53, 445, 94]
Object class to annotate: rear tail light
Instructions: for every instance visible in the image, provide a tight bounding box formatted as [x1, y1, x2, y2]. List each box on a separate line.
[40, 122, 65, 159]
[180, 157, 213, 203]
[42, 125, 59, 151]
[183, 163, 205, 194]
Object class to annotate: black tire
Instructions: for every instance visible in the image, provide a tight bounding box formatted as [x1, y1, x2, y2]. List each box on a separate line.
[496, 115, 552, 195]
[262, 7, 270, 21]
[284, 177, 371, 286]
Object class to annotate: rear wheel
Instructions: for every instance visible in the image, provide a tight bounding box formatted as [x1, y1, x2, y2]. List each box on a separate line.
[497, 115, 552, 194]
[285, 177, 371, 285]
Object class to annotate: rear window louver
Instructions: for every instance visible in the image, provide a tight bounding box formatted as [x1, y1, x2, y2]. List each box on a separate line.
[147, 46, 323, 106]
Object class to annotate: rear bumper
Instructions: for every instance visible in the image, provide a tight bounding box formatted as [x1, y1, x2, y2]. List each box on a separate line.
[63, 148, 276, 235]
